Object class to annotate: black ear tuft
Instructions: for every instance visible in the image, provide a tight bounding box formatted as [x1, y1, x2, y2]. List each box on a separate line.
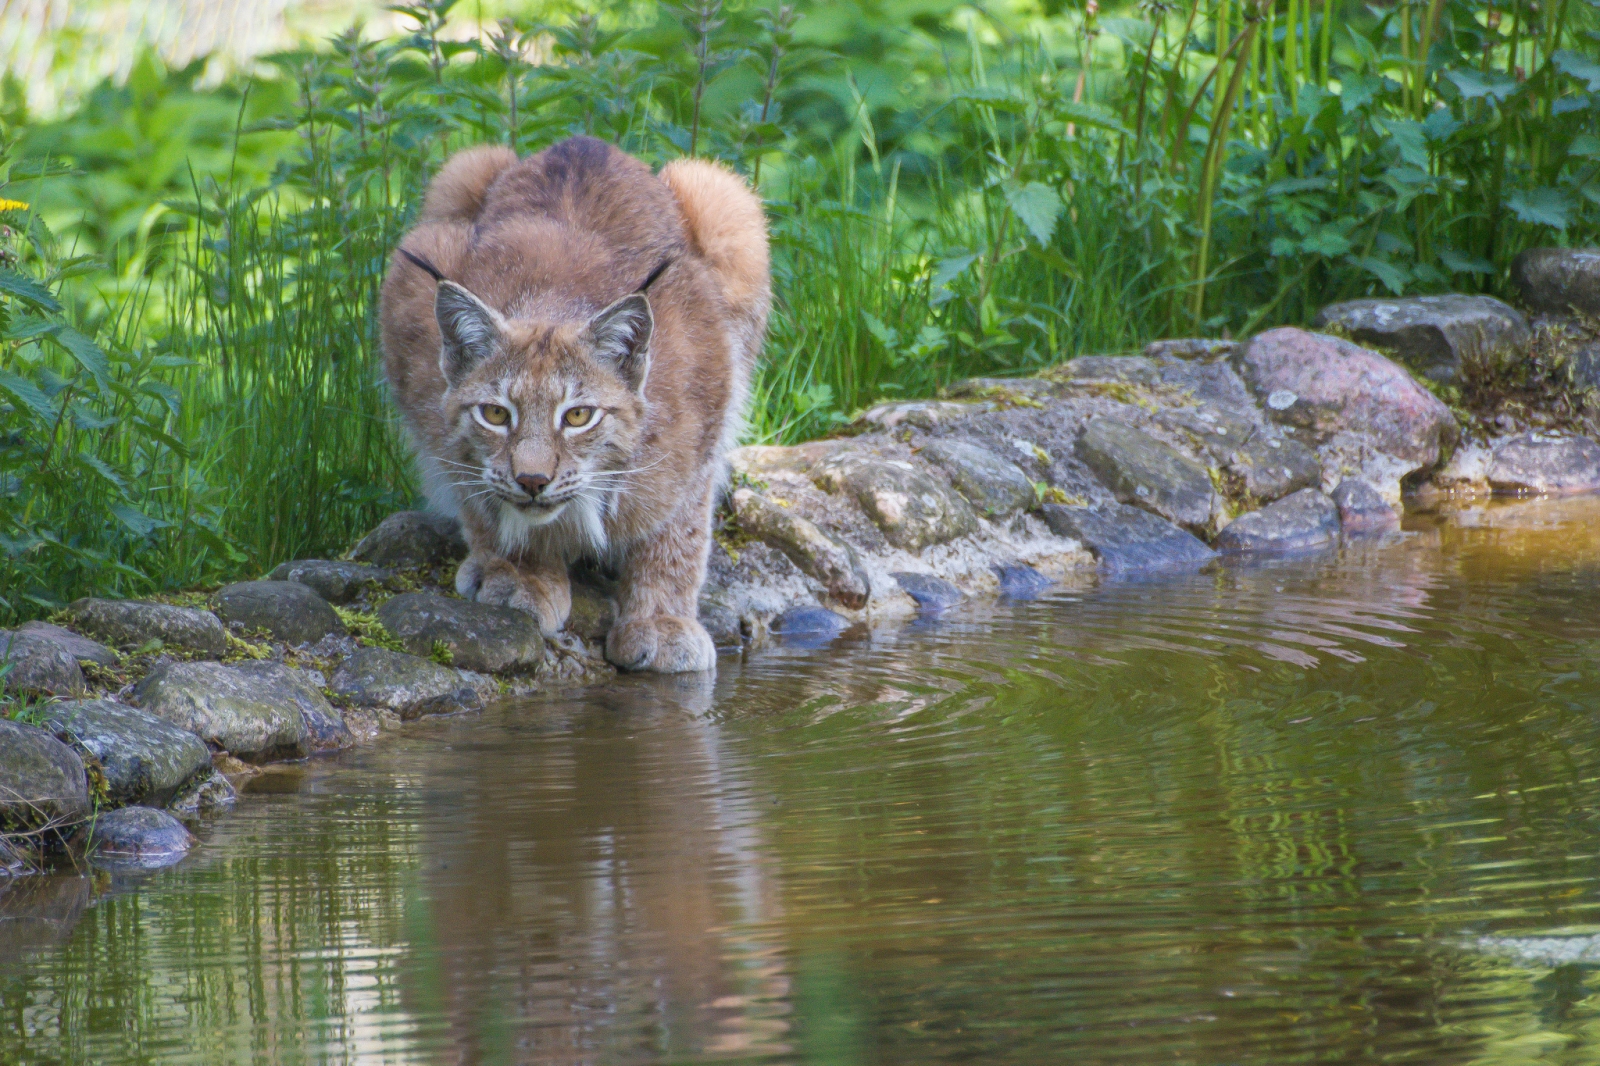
[436, 282, 504, 385]
[585, 293, 653, 393]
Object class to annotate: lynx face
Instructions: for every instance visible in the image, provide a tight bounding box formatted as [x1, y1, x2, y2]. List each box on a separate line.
[435, 282, 650, 553]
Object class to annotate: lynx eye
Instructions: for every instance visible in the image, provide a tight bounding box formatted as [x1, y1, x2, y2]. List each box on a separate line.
[562, 406, 597, 428]
[478, 403, 511, 427]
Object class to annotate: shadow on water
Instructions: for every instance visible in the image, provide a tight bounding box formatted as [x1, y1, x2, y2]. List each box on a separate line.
[8, 496, 1600, 1063]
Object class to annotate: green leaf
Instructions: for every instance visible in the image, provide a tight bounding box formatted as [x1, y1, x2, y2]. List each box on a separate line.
[1554, 50, 1600, 92]
[111, 503, 165, 537]
[860, 310, 898, 349]
[1055, 102, 1131, 136]
[47, 326, 113, 389]
[1437, 248, 1493, 275]
[931, 254, 978, 291]
[1442, 68, 1519, 102]
[1004, 181, 1062, 247]
[1301, 228, 1353, 257]
[1506, 187, 1573, 231]
[953, 87, 1028, 114]
[0, 370, 57, 422]
[1353, 256, 1409, 295]
[0, 268, 63, 314]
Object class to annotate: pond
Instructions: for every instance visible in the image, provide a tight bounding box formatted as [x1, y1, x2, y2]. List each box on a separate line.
[6, 498, 1600, 1065]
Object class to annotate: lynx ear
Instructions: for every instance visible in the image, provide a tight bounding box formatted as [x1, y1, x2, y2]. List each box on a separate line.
[584, 293, 653, 393]
[436, 281, 505, 386]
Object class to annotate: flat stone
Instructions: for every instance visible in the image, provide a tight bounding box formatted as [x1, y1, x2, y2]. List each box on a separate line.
[852, 400, 988, 433]
[0, 630, 83, 696]
[1156, 408, 1259, 463]
[376, 593, 546, 674]
[1143, 338, 1238, 361]
[75, 806, 194, 868]
[728, 441, 851, 477]
[130, 661, 312, 761]
[350, 510, 468, 569]
[14, 622, 116, 666]
[771, 606, 851, 637]
[942, 377, 1058, 402]
[1215, 489, 1340, 553]
[231, 662, 351, 752]
[329, 647, 484, 719]
[267, 559, 396, 605]
[1314, 295, 1530, 383]
[165, 767, 236, 816]
[39, 700, 211, 807]
[1512, 248, 1600, 317]
[0, 720, 89, 833]
[1040, 503, 1216, 573]
[1235, 328, 1458, 468]
[1076, 418, 1219, 531]
[993, 564, 1053, 598]
[1331, 479, 1400, 534]
[1224, 437, 1322, 503]
[1487, 433, 1600, 495]
[733, 489, 871, 608]
[1053, 355, 1161, 384]
[69, 598, 227, 657]
[215, 580, 344, 645]
[811, 451, 979, 551]
[891, 572, 964, 613]
[917, 439, 1036, 518]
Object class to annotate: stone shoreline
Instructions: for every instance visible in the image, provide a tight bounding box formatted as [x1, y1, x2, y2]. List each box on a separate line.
[5, 248, 1600, 870]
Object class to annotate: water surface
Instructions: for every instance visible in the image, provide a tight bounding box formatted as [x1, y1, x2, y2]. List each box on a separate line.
[7, 497, 1600, 1065]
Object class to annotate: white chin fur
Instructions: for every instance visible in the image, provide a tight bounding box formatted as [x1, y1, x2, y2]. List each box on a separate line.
[495, 495, 608, 557]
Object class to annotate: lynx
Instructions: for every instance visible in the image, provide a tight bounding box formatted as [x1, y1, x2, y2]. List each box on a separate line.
[379, 137, 770, 673]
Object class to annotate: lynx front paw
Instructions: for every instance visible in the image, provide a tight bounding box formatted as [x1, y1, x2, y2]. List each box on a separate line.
[605, 615, 716, 674]
[473, 558, 569, 636]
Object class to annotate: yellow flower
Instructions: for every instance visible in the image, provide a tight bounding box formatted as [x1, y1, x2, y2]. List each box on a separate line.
[0, 198, 28, 212]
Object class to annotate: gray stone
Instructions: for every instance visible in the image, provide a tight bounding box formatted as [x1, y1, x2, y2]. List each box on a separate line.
[567, 582, 617, 641]
[1512, 248, 1600, 317]
[811, 452, 980, 551]
[231, 662, 351, 752]
[267, 559, 396, 605]
[1156, 408, 1259, 463]
[1143, 338, 1238, 361]
[14, 622, 116, 666]
[697, 594, 743, 648]
[1487, 433, 1600, 495]
[1215, 489, 1340, 553]
[0, 630, 83, 696]
[732, 489, 871, 608]
[69, 598, 227, 657]
[1054, 355, 1161, 384]
[852, 400, 988, 433]
[130, 661, 312, 761]
[891, 572, 964, 612]
[166, 767, 236, 816]
[772, 606, 851, 637]
[376, 593, 546, 674]
[1569, 341, 1600, 392]
[39, 700, 210, 807]
[1040, 503, 1216, 573]
[943, 377, 1058, 402]
[1076, 418, 1219, 531]
[215, 580, 344, 645]
[1224, 437, 1322, 504]
[0, 720, 89, 833]
[75, 806, 194, 867]
[329, 647, 484, 719]
[993, 564, 1053, 598]
[918, 439, 1036, 518]
[351, 510, 468, 569]
[1314, 295, 1530, 383]
[1331, 479, 1400, 534]
[1235, 328, 1458, 468]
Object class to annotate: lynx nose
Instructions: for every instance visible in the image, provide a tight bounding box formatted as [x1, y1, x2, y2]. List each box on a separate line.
[515, 472, 551, 497]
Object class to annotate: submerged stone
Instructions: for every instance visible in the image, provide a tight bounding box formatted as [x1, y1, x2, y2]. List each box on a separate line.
[1076, 418, 1218, 531]
[917, 438, 1036, 518]
[1512, 248, 1600, 317]
[1314, 295, 1530, 383]
[330, 647, 485, 719]
[1215, 489, 1340, 553]
[1040, 503, 1216, 573]
[131, 661, 313, 761]
[733, 489, 871, 608]
[215, 580, 344, 645]
[75, 806, 194, 868]
[811, 451, 979, 551]
[1332, 479, 1400, 534]
[891, 572, 964, 613]
[267, 559, 397, 605]
[993, 564, 1053, 599]
[1487, 433, 1600, 495]
[351, 510, 468, 569]
[1224, 437, 1322, 504]
[0, 720, 89, 833]
[39, 700, 211, 807]
[70, 598, 227, 657]
[771, 606, 851, 638]
[376, 593, 546, 674]
[165, 767, 236, 816]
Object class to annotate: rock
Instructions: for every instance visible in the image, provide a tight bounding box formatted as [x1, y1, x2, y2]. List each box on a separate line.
[917, 439, 1036, 518]
[38, 700, 211, 807]
[697, 593, 743, 648]
[771, 606, 851, 638]
[1235, 328, 1458, 468]
[376, 593, 545, 674]
[75, 806, 194, 867]
[1224, 437, 1322, 503]
[1215, 489, 1340, 553]
[567, 582, 616, 641]
[329, 647, 484, 719]
[165, 767, 236, 816]
[215, 580, 344, 645]
[1568, 341, 1600, 392]
[1156, 407, 1259, 463]
[0, 720, 89, 833]
[811, 451, 979, 551]
[732, 489, 871, 608]
[891, 572, 964, 613]
[1075, 418, 1219, 531]
[1040, 503, 1216, 573]
[69, 598, 227, 657]
[1143, 338, 1238, 361]
[943, 377, 1058, 402]
[853, 399, 987, 433]
[1054, 355, 1161, 384]
[350, 510, 468, 569]
[130, 661, 312, 761]
[1314, 295, 1530, 382]
[1486, 433, 1600, 495]
[993, 564, 1053, 598]
[1331, 479, 1400, 534]
[267, 559, 396, 605]
[14, 622, 116, 666]
[1512, 248, 1600, 317]
[729, 441, 850, 477]
[0, 630, 83, 696]
[230, 662, 351, 752]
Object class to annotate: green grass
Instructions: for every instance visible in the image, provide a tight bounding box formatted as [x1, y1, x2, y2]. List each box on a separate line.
[2, 0, 1598, 623]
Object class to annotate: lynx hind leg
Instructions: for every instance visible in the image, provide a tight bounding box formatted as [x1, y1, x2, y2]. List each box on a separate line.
[473, 556, 572, 637]
[606, 488, 717, 674]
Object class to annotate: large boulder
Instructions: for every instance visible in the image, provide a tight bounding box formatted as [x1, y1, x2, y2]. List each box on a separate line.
[732, 489, 870, 608]
[69, 598, 227, 657]
[1223, 437, 1322, 504]
[853, 399, 988, 433]
[329, 647, 485, 719]
[231, 662, 351, 752]
[1512, 248, 1600, 317]
[13, 622, 116, 666]
[1040, 503, 1215, 573]
[75, 806, 194, 868]
[1313, 294, 1530, 383]
[39, 700, 211, 807]
[916, 438, 1036, 518]
[351, 511, 468, 569]
[1331, 479, 1400, 534]
[215, 580, 344, 645]
[891, 572, 964, 612]
[1486, 434, 1600, 495]
[0, 629, 84, 696]
[0, 720, 89, 833]
[811, 451, 979, 551]
[130, 661, 313, 761]
[1215, 489, 1340, 553]
[1075, 418, 1219, 532]
[1234, 328, 1458, 468]
[376, 593, 545, 673]
[267, 559, 396, 605]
